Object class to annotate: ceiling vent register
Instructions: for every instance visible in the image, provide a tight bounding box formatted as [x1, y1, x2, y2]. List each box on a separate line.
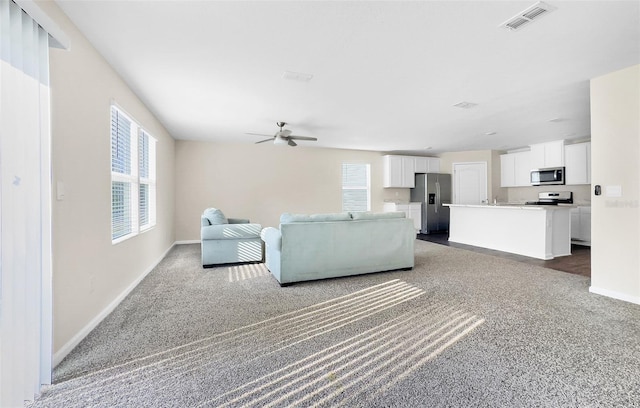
[499, 1, 557, 31]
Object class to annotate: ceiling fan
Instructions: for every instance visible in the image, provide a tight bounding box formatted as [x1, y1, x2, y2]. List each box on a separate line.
[247, 122, 317, 147]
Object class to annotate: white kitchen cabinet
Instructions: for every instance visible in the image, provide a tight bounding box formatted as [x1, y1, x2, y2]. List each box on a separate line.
[414, 156, 441, 173]
[565, 142, 591, 185]
[530, 140, 565, 169]
[514, 151, 532, 186]
[501, 151, 532, 187]
[383, 202, 422, 232]
[385, 155, 441, 188]
[500, 154, 515, 187]
[571, 206, 591, 245]
[383, 155, 415, 188]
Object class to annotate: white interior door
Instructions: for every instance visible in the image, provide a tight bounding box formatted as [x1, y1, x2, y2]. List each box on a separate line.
[453, 162, 488, 204]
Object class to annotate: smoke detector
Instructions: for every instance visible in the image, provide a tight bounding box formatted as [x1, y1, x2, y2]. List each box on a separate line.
[499, 1, 557, 32]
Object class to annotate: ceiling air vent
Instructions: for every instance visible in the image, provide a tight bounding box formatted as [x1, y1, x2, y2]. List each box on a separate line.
[499, 1, 557, 32]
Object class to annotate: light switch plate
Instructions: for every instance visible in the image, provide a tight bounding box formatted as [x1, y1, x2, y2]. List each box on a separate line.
[605, 185, 622, 197]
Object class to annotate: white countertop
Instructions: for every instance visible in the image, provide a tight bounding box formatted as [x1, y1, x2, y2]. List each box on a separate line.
[444, 203, 573, 210]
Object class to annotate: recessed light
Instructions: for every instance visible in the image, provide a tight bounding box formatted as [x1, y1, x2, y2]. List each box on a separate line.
[282, 71, 313, 82]
[485, 131, 497, 136]
[548, 117, 565, 123]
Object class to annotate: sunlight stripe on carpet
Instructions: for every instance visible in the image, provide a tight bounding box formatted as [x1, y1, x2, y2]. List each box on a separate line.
[34, 280, 425, 406]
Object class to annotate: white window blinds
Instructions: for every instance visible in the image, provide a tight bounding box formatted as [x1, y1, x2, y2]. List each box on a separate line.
[110, 105, 156, 243]
[342, 163, 371, 212]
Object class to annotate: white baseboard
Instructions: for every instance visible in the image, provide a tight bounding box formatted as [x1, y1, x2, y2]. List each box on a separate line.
[175, 239, 200, 245]
[589, 286, 640, 305]
[53, 242, 176, 367]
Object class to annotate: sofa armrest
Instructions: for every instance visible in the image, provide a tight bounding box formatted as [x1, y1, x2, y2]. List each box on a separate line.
[260, 227, 282, 250]
[228, 218, 250, 224]
[201, 223, 262, 240]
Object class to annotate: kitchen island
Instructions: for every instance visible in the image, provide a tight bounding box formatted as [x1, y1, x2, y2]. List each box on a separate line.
[445, 204, 572, 260]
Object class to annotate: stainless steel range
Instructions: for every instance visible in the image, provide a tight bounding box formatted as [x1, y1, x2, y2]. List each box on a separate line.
[525, 191, 573, 205]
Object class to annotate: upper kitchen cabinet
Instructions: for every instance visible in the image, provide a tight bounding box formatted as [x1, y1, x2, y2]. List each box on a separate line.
[414, 156, 440, 173]
[530, 140, 565, 169]
[500, 150, 532, 187]
[383, 155, 416, 188]
[565, 142, 591, 185]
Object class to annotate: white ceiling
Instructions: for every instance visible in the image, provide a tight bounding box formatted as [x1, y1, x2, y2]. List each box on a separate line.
[56, 0, 640, 154]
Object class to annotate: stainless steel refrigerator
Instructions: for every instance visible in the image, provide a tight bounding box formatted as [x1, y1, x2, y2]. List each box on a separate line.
[410, 173, 451, 234]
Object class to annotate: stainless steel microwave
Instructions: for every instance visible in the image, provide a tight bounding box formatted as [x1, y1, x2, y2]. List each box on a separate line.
[531, 167, 565, 186]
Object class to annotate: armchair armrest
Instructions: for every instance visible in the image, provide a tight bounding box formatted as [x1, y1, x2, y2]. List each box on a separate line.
[260, 227, 282, 250]
[201, 223, 262, 240]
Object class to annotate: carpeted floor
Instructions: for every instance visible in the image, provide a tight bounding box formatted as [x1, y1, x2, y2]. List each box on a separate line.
[31, 240, 640, 407]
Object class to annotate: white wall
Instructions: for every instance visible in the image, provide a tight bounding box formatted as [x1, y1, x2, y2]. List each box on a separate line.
[175, 141, 398, 240]
[590, 64, 640, 304]
[37, 1, 176, 358]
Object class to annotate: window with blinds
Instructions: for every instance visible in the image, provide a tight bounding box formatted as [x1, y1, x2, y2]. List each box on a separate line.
[111, 105, 157, 243]
[342, 163, 371, 212]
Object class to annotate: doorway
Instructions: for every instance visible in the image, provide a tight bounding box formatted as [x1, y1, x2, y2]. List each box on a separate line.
[452, 162, 488, 205]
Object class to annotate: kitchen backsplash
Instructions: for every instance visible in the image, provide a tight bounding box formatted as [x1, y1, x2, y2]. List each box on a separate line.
[506, 185, 591, 205]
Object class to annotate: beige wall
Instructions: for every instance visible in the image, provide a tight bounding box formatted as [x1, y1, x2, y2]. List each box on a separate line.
[590, 64, 640, 303]
[39, 1, 176, 356]
[175, 141, 400, 240]
[438, 150, 506, 203]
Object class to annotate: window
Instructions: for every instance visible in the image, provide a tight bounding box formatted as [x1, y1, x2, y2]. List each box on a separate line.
[342, 163, 370, 212]
[111, 105, 156, 243]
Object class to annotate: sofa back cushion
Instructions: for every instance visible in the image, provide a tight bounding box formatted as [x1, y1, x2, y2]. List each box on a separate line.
[280, 212, 352, 224]
[203, 208, 228, 225]
[350, 211, 405, 220]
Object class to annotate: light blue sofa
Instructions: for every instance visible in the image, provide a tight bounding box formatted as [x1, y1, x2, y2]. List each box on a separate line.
[260, 212, 415, 285]
[201, 208, 263, 267]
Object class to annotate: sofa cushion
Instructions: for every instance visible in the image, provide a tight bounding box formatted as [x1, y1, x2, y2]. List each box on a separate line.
[280, 212, 352, 224]
[203, 208, 228, 225]
[350, 211, 406, 220]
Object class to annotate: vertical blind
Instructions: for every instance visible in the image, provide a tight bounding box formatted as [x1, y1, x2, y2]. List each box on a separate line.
[0, 0, 54, 405]
[342, 163, 371, 212]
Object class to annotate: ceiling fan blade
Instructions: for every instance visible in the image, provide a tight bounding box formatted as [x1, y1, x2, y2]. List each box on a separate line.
[246, 132, 272, 137]
[289, 135, 317, 141]
[288, 139, 297, 147]
[277, 129, 292, 137]
[255, 138, 274, 144]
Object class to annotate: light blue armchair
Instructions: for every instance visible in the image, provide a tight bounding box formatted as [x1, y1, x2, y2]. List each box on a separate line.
[201, 208, 263, 267]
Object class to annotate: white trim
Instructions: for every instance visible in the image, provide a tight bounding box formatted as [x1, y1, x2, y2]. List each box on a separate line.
[175, 239, 201, 245]
[14, 0, 70, 49]
[589, 286, 640, 306]
[53, 243, 175, 367]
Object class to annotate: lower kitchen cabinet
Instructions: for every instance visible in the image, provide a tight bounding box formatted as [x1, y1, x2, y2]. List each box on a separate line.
[383, 202, 422, 233]
[571, 206, 591, 245]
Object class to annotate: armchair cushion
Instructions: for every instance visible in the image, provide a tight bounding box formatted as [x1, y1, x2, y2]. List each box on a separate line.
[203, 208, 228, 225]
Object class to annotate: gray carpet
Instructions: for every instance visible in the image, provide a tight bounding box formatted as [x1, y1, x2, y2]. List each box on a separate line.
[30, 240, 640, 407]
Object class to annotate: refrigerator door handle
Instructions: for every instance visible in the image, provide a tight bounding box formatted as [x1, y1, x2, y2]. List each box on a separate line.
[435, 181, 440, 213]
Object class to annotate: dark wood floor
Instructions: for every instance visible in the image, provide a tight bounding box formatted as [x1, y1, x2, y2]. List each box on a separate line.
[417, 233, 591, 278]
